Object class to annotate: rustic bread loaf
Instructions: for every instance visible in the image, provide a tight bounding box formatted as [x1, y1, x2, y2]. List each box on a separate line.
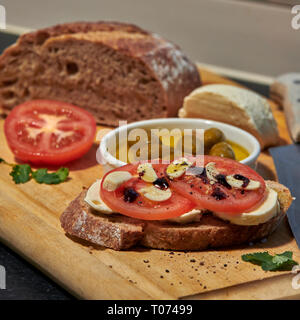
[60, 181, 292, 251]
[179, 84, 279, 149]
[0, 21, 201, 126]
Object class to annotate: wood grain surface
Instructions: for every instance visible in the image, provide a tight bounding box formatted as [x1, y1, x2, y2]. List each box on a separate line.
[0, 69, 299, 300]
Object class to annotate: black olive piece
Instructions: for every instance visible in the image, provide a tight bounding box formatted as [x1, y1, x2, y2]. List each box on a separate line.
[215, 174, 232, 189]
[194, 167, 209, 184]
[123, 188, 139, 203]
[153, 177, 169, 190]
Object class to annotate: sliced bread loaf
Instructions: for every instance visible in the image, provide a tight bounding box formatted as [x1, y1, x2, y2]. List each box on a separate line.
[0, 21, 201, 126]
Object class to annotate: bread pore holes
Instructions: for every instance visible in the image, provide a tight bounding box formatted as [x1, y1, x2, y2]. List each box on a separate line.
[23, 88, 30, 97]
[66, 62, 79, 75]
[2, 91, 15, 100]
[138, 78, 150, 85]
[2, 78, 18, 87]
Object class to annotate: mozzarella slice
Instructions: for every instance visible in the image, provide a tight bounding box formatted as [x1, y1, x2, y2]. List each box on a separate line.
[137, 163, 158, 183]
[84, 180, 114, 214]
[139, 185, 172, 202]
[168, 209, 203, 224]
[102, 171, 132, 191]
[166, 157, 192, 179]
[214, 188, 279, 225]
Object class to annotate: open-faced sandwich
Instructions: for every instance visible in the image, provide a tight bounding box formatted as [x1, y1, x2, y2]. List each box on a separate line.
[60, 156, 293, 250]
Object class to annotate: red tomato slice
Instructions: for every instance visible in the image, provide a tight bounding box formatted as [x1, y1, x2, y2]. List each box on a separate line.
[168, 156, 266, 214]
[100, 162, 196, 220]
[4, 100, 96, 165]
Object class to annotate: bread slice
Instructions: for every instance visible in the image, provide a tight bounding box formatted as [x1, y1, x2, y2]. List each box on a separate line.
[270, 73, 300, 143]
[178, 84, 279, 149]
[60, 180, 292, 251]
[0, 21, 201, 126]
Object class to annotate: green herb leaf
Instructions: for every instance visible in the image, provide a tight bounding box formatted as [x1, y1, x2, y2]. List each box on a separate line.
[1, 157, 69, 185]
[55, 167, 69, 182]
[242, 251, 298, 271]
[9, 164, 32, 184]
[32, 167, 69, 184]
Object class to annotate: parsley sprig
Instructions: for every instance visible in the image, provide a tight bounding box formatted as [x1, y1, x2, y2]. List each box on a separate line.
[0, 158, 69, 185]
[242, 251, 298, 271]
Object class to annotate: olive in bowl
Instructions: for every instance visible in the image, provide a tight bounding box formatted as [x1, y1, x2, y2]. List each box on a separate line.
[209, 141, 236, 160]
[204, 128, 225, 153]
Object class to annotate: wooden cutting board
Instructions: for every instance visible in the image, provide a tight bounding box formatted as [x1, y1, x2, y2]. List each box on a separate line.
[0, 69, 299, 300]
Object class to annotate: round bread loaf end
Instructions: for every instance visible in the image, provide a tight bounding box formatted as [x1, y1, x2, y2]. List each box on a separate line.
[179, 84, 279, 149]
[0, 21, 201, 126]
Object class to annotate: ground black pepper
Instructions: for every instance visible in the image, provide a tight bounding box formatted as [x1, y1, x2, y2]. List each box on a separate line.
[211, 187, 227, 200]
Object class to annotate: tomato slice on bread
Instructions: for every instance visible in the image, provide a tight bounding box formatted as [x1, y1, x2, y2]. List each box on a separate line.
[4, 100, 96, 165]
[167, 156, 266, 214]
[100, 162, 196, 220]
[101, 157, 267, 220]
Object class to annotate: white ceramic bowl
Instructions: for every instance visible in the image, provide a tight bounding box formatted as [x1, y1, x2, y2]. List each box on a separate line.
[97, 118, 260, 173]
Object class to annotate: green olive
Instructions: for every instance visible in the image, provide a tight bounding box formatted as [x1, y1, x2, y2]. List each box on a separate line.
[209, 141, 236, 160]
[204, 128, 225, 153]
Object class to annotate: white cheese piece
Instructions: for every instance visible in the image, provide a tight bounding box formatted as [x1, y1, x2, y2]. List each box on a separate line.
[137, 163, 158, 183]
[244, 180, 261, 190]
[102, 171, 132, 191]
[84, 180, 114, 214]
[168, 209, 203, 224]
[205, 162, 261, 190]
[225, 175, 261, 190]
[139, 185, 172, 202]
[166, 157, 192, 179]
[179, 84, 279, 149]
[214, 188, 279, 226]
[205, 162, 218, 183]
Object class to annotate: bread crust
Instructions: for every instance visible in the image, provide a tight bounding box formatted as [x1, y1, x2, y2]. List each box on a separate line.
[60, 181, 292, 251]
[0, 21, 200, 125]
